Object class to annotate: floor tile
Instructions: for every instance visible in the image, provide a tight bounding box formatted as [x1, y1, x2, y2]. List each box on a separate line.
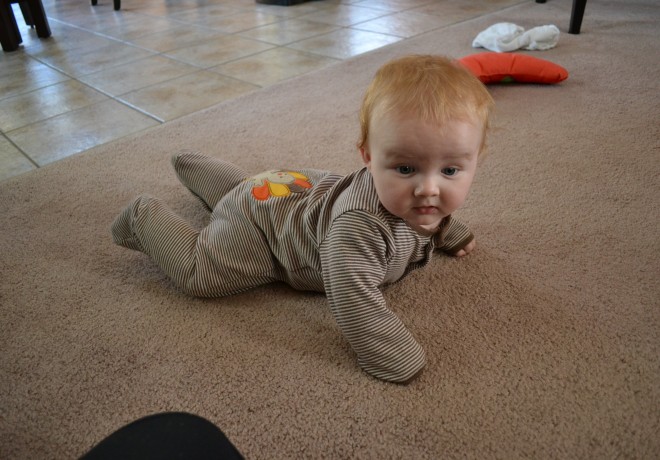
[117, 71, 258, 122]
[211, 47, 338, 87]
[42, 0, 91, 18]
[412, 0, 524, 20]
[0, 56, 70, 100]
[8, 8, 104, 54]
[287, 28, 402, 60]
[32, 41, 156, 77]
[6, 100, 159, 166]
[352, 10, 444, 37]
[0, 47, 29, 78]
[164, 35, 274, 68]
[20, 21, 119, 56]
[296, 4, 390, 26]
[167, 4, 245, 25]
[127, 25, 225, 53]
[352, 0, 435, 12]
[47, 7, 138, 31]
[91, 14, 182, 41]
[238, 18, 340, 45]
[0, 135, 36, 181]
[128, 2, 201, 17]
[250, 1, 335, 18]
[189, 10, 285, 33]
[45, 8, 123, 33]
[78, 55, 198, 96]
[0, 80, 108, 132]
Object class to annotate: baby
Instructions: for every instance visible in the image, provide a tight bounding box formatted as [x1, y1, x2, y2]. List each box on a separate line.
[112, 55, 494, 383]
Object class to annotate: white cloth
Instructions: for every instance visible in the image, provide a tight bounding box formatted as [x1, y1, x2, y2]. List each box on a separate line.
[472, 22, 560, 52]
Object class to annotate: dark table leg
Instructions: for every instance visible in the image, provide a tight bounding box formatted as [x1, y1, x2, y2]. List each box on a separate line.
[18, 1, 33, 25]
[0, 1, 23, 51]
[25, 0, 50, 37]
[536, 0, 587, 35]
[569, 0, 587, 34]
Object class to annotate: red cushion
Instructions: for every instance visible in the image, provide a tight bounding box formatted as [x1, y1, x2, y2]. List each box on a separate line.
[458, 52, 568, 84]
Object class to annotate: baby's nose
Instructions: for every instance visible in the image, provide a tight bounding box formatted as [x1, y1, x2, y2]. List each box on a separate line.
[414, 177, 440, 196]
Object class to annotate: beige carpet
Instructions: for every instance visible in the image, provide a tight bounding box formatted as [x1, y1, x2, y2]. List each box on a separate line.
[2, 0, 659, 458]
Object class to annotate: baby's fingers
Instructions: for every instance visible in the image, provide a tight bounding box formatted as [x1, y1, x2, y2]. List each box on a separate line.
[454, 239, 476, 257]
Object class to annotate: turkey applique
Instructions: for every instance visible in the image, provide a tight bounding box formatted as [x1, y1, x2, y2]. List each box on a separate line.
[249, 170, 312, 201]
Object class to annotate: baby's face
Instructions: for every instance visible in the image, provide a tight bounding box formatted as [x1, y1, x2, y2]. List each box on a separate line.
[360, 111, 483, 235]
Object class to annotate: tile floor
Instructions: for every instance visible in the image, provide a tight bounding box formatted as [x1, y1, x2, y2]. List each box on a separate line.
[0, 0, 524, 182]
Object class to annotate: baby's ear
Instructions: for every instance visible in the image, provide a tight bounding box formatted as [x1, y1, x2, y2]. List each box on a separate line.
[359, 147, 372, 169]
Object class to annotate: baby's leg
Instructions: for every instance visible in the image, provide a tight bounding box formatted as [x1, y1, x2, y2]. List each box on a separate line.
[112, 195, 276, 297]
[172, 151, 247, 211]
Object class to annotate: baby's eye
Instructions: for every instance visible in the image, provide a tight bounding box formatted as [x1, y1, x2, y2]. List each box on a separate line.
[397, 166, 414, 174]
[442, 167, 458, 176]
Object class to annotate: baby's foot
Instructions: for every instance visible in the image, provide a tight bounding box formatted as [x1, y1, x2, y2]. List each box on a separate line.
[111, 196, 148, 252]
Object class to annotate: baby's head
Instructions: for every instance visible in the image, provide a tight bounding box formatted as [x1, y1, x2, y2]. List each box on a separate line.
[358, 55, 493, 159]
[357, 55, 494, 234]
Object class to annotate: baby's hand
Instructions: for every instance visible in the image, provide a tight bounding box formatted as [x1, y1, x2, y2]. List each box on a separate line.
[453, 239, 476, 257]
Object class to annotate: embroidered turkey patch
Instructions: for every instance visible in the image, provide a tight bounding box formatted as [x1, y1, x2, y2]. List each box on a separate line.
[249, 170, 313, 201]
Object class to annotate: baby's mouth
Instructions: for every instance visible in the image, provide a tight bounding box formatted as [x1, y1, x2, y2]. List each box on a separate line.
[413, 206, 439, 215]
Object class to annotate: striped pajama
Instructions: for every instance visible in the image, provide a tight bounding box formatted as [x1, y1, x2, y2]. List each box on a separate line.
[112, 152, 473, 383]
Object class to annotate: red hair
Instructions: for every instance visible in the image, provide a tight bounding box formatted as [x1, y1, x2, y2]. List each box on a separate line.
[358, 55, 494, 158]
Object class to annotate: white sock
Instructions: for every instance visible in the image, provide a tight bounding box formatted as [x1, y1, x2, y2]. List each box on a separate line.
[472, 22, 560, 52]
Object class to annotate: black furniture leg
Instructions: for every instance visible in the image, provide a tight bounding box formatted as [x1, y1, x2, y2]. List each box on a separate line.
[90, 0, 120, 10]
[18, 1, 33, 26]
[569, 0, 587, 34]
[536, 0, 587, 34]
[25, 0, 50, 37]
[0, 1, 22, 51]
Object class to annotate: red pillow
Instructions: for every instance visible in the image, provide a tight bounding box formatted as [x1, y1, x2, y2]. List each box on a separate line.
[458, 52, 568, 84]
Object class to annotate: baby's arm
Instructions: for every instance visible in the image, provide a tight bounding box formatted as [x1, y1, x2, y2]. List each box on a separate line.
[435, 216, 475, 257]
[320, 213, 426, 383]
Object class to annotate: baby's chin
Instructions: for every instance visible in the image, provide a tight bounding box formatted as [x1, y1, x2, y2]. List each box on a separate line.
[406, 218, 445, 236]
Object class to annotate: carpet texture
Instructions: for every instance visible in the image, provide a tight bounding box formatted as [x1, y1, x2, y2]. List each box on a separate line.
[1, 1, 658, 458]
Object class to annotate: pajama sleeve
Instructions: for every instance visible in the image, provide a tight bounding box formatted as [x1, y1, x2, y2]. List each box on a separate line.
[435, 216, 474, 255]
[319, 212, 426, 383]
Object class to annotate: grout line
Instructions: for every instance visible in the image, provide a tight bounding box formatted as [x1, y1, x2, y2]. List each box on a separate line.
[1, 132, 40, 168]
